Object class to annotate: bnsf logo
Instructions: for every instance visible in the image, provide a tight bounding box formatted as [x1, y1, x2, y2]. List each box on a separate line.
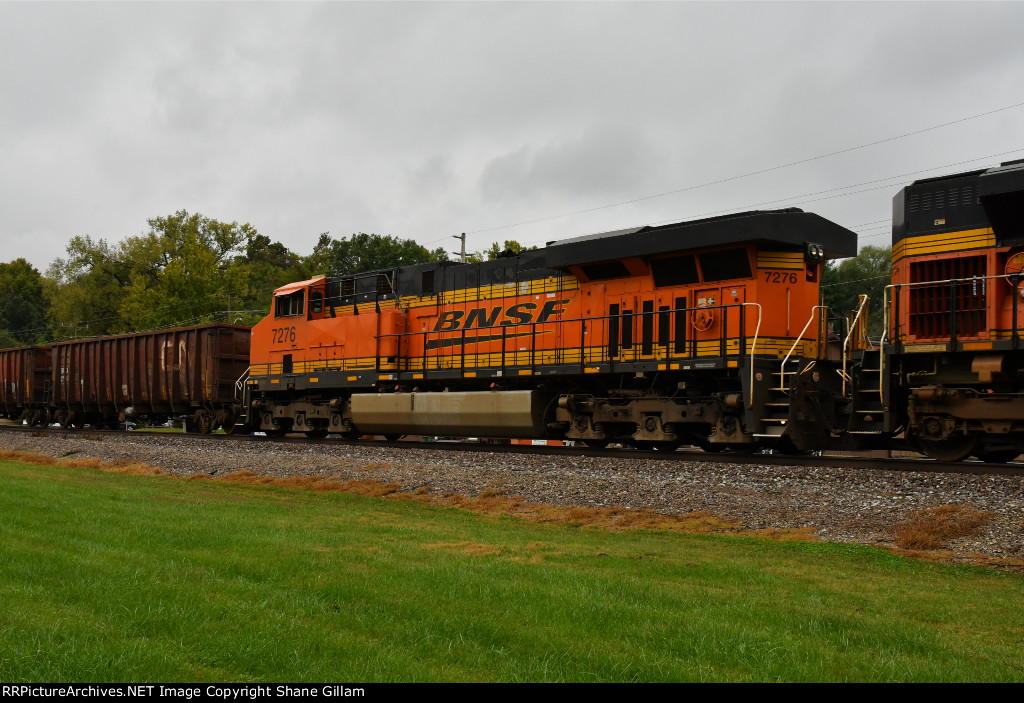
[433, 299, 571, 332]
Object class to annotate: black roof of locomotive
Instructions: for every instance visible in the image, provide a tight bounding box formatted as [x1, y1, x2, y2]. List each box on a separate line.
[531, 208, 857, 270]
[892, 159, 1024, 246]
[325, 208, 858, 300]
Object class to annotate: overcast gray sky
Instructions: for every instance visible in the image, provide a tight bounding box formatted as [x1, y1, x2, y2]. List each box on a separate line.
[2, 1, 1023, 273]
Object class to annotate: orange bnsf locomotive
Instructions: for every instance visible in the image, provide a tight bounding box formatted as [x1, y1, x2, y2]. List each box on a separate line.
[244, 209, 861, 452]
[882, 159, 1024, 461]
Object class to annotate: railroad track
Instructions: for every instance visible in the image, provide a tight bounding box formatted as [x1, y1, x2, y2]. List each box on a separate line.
[1, 423, 1021, 477]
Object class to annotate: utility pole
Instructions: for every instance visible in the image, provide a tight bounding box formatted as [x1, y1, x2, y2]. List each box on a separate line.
[453, 232, 466, 263]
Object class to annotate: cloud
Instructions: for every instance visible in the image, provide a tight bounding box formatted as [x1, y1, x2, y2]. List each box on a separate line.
[1, 1, 1023, 274]
[479, 124, 669, 204]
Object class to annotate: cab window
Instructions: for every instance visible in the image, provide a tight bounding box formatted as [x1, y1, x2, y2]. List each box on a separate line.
[275, 290, 305, 318]
[698, 248, 752, 282]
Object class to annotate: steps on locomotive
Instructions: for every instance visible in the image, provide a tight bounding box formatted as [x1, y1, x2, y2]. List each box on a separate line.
[848, 348, 885, 434]
[754, 362, 796, 440]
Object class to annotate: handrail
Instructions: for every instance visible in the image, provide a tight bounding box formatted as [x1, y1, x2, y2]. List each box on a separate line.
[886, 271, 1011, 290]
[780, 306, 828, 375]
[288, 299, 762, 382]
[841, 295, 869, 397]
[234, 366, 250, 400]
[880, 283, 895, 399]
[879, 270, 1016, 399]
[879, 271, 1010, 398]
[741, 303, 762, 408]
[376, 299, 750, 368]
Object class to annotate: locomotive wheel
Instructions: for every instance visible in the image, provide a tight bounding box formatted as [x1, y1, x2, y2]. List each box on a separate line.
[305, 428, 329, 439]
[696, 442, 725, 453]
[384, 433, 402, 442]
[582, 439, 609, 449]
[916, 434, 978, 462]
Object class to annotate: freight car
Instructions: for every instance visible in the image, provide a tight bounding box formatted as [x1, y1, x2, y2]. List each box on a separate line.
[243, 208, 861, 452]
[0, 345, 52, 426]
[46, 323, 250, 432]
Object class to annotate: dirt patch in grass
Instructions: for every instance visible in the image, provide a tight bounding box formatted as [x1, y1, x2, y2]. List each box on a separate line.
[206, 475, 816, 541]
[893, 505, 994, 550]
[0, 449, 161, 475]
[425, 541, 502, 557]
[210, 469, 402, 497]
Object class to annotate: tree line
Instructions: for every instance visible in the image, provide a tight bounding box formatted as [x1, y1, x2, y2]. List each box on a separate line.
[0, 209, 887, 347]
[819, 244, 890, 339]
[0, 211, 538, 347]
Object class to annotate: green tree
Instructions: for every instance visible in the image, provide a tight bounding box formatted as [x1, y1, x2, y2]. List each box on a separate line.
[485, 239, 536, 261]
[821, 245, 891, 339]
[233, 231, 308, 321]
[46, 236, 129, 338]
[0, 259, 49, 346]
[117, 211, 252, 330]
[309, 233, 445, 275]
[47, 211, 263, 335]
[304, 232, 335, 276]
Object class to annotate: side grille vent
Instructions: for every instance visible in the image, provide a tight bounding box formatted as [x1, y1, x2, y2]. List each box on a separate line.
[908, 255, 987, 338]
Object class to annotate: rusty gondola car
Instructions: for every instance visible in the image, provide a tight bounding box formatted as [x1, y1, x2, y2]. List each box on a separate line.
[49, 323, 250, 432]
[0, 346, 53, 426]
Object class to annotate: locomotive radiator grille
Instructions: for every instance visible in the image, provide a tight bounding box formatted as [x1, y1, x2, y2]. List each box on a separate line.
[908, 255, 987, 339]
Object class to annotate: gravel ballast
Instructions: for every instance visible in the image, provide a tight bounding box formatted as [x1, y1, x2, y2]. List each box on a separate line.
[3, 430, 1023, 569]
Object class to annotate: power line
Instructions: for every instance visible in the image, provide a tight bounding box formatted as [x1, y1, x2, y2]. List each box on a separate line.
[851, 218, 889, 228]
[640, 148, 1023, 229]
[859, 231, 895, 242]
[439, 101, 1024, 243]
[518, 147, 1021, 250]
[821, 274, 891, 288]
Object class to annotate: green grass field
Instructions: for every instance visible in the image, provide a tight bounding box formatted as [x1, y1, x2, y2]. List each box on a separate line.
[0, 458, 1022, 682]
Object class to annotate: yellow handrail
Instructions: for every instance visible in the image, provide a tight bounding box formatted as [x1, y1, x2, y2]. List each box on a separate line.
[842, 294, 870, 397]
[781, 306, 828, 372]
[741, 303, 762, 408]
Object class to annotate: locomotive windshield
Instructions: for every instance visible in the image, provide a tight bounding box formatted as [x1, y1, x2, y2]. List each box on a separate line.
[274, 290, 305, 318]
